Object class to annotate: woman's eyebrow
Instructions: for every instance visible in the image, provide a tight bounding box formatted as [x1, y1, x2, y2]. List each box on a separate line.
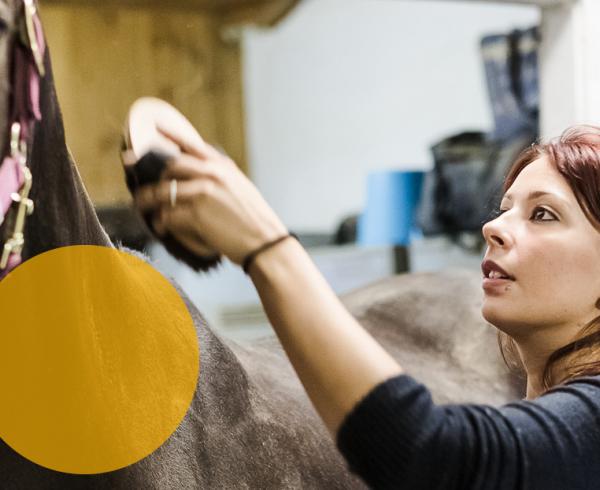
[502, 190, 570, 206]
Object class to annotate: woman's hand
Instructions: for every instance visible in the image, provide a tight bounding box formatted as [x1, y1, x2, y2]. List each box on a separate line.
[133, 129, 288, 265]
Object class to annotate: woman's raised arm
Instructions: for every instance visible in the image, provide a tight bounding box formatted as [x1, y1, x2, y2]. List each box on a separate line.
[133, 138, 402, 434]
[249, 234, 402, 434]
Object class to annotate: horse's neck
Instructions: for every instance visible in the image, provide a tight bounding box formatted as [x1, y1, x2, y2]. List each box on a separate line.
[23, 50, 111, 260]
[26, 47, 252, 400]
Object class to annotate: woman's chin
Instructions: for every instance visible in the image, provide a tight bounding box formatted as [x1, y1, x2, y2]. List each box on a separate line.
[481, 303, 525, 339]
[481, 301, 509, 328]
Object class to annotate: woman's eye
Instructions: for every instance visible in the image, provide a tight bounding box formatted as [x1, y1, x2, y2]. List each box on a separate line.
[531, 207, 556, 221]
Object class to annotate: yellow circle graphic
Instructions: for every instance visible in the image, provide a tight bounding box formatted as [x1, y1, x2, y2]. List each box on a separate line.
[0, 245, 199, 474]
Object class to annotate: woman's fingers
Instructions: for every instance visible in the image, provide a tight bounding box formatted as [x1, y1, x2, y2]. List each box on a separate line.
[130, 144, 286, 264]
[163, 153, 218, 181]
[156, 124, 206, 157]
[153, 204, 217, 256]
[132, 137, 235, 211]
[157, 125, 222, 161]
[152, 207, 167, 236]
[134, 151, 226, 212]
[135, 183, 163, 212]
[176, 231, 217, 257]
[135, 178, 218, 212]
[121, 149, 138, 166]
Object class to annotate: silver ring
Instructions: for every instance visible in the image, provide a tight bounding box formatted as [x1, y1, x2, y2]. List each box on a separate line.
[169, 179, 177, 208]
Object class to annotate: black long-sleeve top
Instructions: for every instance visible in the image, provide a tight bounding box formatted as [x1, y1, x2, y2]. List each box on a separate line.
[337, 374, 600, 489]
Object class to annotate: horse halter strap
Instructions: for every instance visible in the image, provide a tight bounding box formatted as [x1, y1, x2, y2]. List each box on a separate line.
[0, 0, 45, 278]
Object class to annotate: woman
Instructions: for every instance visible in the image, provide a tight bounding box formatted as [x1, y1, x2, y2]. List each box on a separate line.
[134, 125, 600, 489]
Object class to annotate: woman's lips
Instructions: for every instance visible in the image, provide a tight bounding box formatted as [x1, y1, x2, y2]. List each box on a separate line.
[481, 260, 515, 280]
[482, 276, 515, 293]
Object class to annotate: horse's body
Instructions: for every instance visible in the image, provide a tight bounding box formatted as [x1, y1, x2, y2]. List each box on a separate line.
[0, 1, 521, 488]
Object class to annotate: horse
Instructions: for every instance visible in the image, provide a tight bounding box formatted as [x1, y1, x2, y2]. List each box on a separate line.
[0, 1, 521, 488]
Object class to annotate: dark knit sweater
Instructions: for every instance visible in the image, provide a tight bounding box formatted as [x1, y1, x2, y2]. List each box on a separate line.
[337, 374, 600, 489]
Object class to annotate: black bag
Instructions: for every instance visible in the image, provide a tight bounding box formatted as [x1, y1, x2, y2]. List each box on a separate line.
[417, 131, 534, 237]
[417, 26, 539, 240]
[418, 132, 490, 235]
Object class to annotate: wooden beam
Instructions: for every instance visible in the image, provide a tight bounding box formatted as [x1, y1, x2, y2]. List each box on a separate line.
[42, 0, 214, 11]
[42, 0, 301, 17]
[221, 0, 301, 28]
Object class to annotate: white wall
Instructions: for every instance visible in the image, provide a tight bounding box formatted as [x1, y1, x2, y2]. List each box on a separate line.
[243, 0, 540, 233]
[540, 0, 600, 137]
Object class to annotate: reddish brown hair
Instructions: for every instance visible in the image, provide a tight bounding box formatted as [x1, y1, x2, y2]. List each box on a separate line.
[498, 125, 600, 391]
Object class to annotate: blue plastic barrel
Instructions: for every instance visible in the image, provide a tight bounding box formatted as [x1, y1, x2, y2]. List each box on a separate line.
[357, 170, 425, 246]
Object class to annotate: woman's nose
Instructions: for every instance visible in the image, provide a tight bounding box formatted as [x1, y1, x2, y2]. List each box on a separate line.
[482, 218, 510, 248]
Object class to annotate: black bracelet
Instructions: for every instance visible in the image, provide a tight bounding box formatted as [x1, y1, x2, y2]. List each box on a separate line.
[242, 232, 299, 275]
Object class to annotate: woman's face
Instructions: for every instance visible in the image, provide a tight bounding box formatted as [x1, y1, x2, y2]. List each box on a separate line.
[481, 156, 600, 341]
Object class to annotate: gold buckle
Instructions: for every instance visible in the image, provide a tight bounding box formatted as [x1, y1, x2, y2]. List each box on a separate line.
[0, 123, 34, 270]
[23, 0, 45, 77]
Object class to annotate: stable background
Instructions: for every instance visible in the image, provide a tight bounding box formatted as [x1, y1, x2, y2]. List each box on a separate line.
[39, 0, 600, 340]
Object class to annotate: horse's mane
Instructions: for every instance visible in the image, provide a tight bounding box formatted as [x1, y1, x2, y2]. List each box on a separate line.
[22, 45, 112, 261]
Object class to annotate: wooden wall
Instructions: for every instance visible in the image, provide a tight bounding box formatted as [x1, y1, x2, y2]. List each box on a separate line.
[40, 4, 246, 206]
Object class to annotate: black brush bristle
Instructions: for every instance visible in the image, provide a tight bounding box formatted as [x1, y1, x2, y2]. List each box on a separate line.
[124, 150, 223, 272]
